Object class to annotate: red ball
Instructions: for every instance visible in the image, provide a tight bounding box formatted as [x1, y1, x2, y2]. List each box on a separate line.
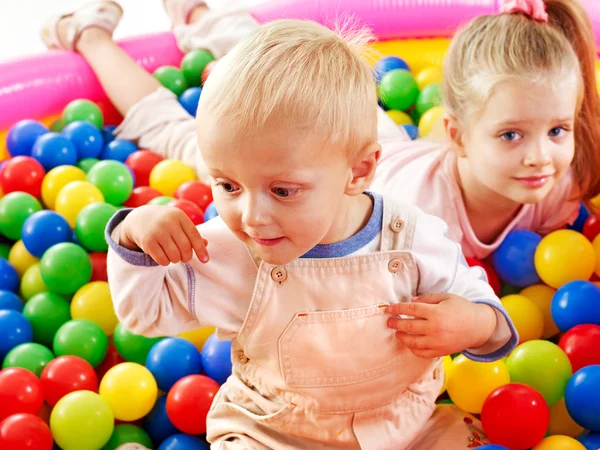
[0, 156, 45, 197]
[95, 344, 125, 381]
[169, 199, 204, 226]
[166, 374, 220, 434]
[558, 324, 600, 372]
[0, 368, 44, 421]
[96, 98, 124, 126]
[0, 414, 53, 450]
[174, 181, 213, 212]
[465, 257, 501, 295]
[583, 215, 600, 242]
[202, 60, 218, 85]
[40, 356, 98, 407]
[124, 186, 162, 208]
[481, 383, 549, 450]
[89, 252, 108, 282]
[125, 150, 164, 187]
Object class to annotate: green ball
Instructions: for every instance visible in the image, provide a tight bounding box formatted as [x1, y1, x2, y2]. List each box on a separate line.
[77, 158, 100, 174]
[75, 203, 118, 252]
[0, 243, 11, 260]
[87, 160, 134, 206]
[416, 83, 443, 116]
[2, 342, 54, 376]
[378, 69, 420, 111]
[40, 243, 92, 295]
[500, 283, 521, 297]
[505, 340, 572, 407]
[63, 99, 104, 129]
[181, 49, 215, 87]
[154, 66, 189, 97]
[148, 196, 174, 206]
[101, 424, 153, 450]
[408, 108, 421, 127]
[53, 319, 108, 368]
[113, 323, 163, 365]
[22, 292, 71, 347]
[20, 263, 49, 301]
[0, 192, 43, 241]
[50, 117, 66, 133]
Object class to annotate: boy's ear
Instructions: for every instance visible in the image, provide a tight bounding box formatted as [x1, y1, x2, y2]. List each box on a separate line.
[444, 115, 467, 157]
[346, 143, 381, 195]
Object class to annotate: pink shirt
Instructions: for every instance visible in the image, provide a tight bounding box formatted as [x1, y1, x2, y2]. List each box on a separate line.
[371, 137, 580, 260]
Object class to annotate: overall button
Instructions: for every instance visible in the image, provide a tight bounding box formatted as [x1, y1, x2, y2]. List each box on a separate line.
[271, 267, 288, 283]
[388, 259, 404, 273]
[236, 350, 249, 364]
[390, 218, 404, 233]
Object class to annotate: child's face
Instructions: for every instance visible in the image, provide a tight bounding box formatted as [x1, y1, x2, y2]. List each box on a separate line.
[459, 78, 577, 205]
[197, 116, 358, 265]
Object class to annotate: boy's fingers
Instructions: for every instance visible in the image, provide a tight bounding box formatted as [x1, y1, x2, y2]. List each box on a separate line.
[387, 317, 429, 335]
[180, 219, 209, 263]
[146, 242, 170, 266]
[386, 302, 432, 319]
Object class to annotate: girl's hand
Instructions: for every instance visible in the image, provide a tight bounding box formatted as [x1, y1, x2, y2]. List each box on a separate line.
[386, 293, 497, 358]
[120, 205, 209, 266]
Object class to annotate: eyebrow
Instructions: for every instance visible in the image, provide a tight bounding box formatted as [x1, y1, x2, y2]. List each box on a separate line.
[493, 117, 575, 127]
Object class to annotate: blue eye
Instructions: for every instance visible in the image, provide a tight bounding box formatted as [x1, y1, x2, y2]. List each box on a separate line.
[216, 181, 239, 193]
[500, 131, 521, 141]
[549, 127, 566, 137]
[272, 187, 291, 198]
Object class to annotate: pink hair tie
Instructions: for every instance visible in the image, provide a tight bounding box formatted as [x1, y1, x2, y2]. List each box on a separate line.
[500, 0, 549, 23]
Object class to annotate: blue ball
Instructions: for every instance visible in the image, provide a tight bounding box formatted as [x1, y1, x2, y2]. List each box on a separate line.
[578, 432, 600, 450]
[158, 434, 209, 450]
[101, 125, 117, 146]
[62, 121, 104, 160]
[143, 396, 179, 446]
[101, 139, 137, 162]
[179, 87, 202, 117]
[0, 310, 33, 358]
[569, 202, 590, 233]
[402, 124, 419, 140]
[204, 202, 219, 222]
[6, 120, 48, 157]
[0, 258, 20, 293]
[552, 281, 600, 332]
[21, 210, 72, 258]
[374, 56, 410, 83]
[477, 446, 509, 450]
[201, 333, 232, 385]
[31, 133, 78, 170]
[146, 337, 202, 392]
[492, 230, 542, 287]
[0, 290, 24, 312]
[566, 365, 600, 431]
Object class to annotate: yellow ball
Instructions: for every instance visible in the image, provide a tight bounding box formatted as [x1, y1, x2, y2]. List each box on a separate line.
[179, 326, 216, 351]
[548, 398, 585, 438]
[418, 106, 445, 137]
[99, 362, 157, 421]
[501, 294, 544, 344]
[447, 355, 510, 413]
[592, 193, 600, 209]
[55, 181, 104, 228]
[20, 263, 49, 301]
[596, 61, 600, 95]
[8, 240, 39, 278]
[520, 284, 559, 339]
[440, 355, 453, 394]
[415, 66, 444, 90]
[149, 160, 197, 197]
[535, 230, 596, 289]
[532, 435, 586, 450]
[386, 110, 413, 126]
[71, 282, 118, 336]
[42, 165, 87, 210]
[593, 234, 600, 277]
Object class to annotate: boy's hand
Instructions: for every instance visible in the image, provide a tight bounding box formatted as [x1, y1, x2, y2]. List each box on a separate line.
[386, 293, 497, 358]
[120, 205, 209, 266]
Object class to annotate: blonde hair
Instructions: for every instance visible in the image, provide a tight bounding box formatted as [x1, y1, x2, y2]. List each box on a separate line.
[198, 19, 378, 156]
[444, 0, 600, 207]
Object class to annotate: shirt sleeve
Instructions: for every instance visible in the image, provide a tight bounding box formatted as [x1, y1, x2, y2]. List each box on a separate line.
[411, 210, 519, 361]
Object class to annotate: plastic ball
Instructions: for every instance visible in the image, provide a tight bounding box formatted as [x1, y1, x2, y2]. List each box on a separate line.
[203, 202, 218, 222]
[0, 310, 33, 358]
[2, 343, 54, 377]
[113, 323, 163, 365]
[178, 326, 216, 351]
[533, 436, 586, 450]
[41, 166, 86, 210]
[22, 292, 71, 347]
[174, 180, 213, 212]
[478, 446, 509, 450]
[99, 362, 158, 421]
[71, 281, 117, 336]
[31, 133, 77, 171]
[565, 365, 600, 431]
[146, 337, 202, 392]
[418, 106, 445, 137]
[402, 124, 419, 140]
[90, 252, 108, 282]
[21, 211, 71, 258]
[535, 230, 596, 288]
[168, 199, 204, 225]
[125, 150, 164, 187]
[0, 243, 10, 260]
[520, 284, 559, 338]
[95, 344, 124, 381]
[552, 281, 600, 331]
[6, 120, 48, 157]
[123, 186, 162, 208]
[62, 99, 104, 129]
[0, 367, 44, 421]
[150, 160, 197, 197]
[0, 192, 43, 241]
[378, 69, 419, 111]
[55, 181, 104, 227]
[594, 234, 600, 277]
[201, 60, 217, 85]
[466, 257, 501, 295]
[179, 87, 202, 117]
[101, 125, 116, 144]
[481, 383, 550, 450]
[415, 83, 442, 116]
[182, 49, 215, 87]
[583, 215, 600, 242]
[8, 240, 38, 278]
[40, 355, 98, 407]
[570, 203, 590, 233]
[77, 157, 100, 173]
[62, 121, 104, 159]
[166, 374, 220, 435]
[102, 424, 153, 450]
[385, 110, 413, 126]
[53, 319, 108, 368]
[87, 160, 133, 206]
[0, 156, 45, 197]
[492, 230, 542, 286]
[501, 294, 544, 343]
[0, 413, 53, 450]
[74, 203, 117, 252]
[40, 242, 91, 295]
[505, 340, 572, 407]
[446, 355, 510, 414]
[149, 196, 175, 206]
[50, 117, 66, 132]
[559, 324, 600, 373]
[0, 290, 23, 312]
[158, 434, 209, 450]
[374, 56, 410, 83]
[143, 396, 178, 445]
[50, 390, 114, 450]
[0, 259, 20, 296]
[201, 333, 232, 385]
[415, 66, 444, 90]
[549, 398, 585, 438]
[20, 264, 48, 301]
[101, 139, 137, 163]
[578, 433, 600, 450]
[154, 66, 189, 97]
